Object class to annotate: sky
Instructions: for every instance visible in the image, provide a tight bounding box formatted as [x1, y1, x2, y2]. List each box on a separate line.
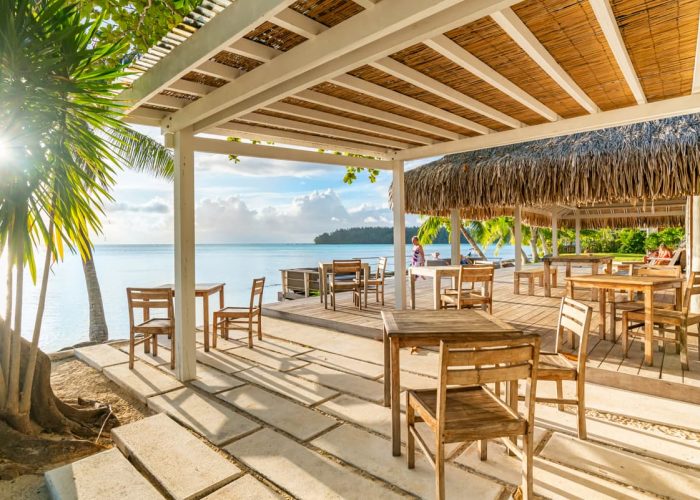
[97, 125, 431, 244]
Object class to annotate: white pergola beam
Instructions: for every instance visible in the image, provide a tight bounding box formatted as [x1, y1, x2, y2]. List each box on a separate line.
[148, 94, 193, 110]
[210, 122, 392, 157]
[272, 9, 327, 39]
[187, 0, 522, 133]
[168, 80, 215, 97]
[240, 111, 408, 149]
[589, 0, 646, 105]
[397, 92, 700, 160]
[196, 61, 243, 81]
[392, 159, 407, 310]
[559, 210, 686, 220]
[118, 0, 295, 110]
[192, 137, 392, 169]
[371, 57, 523, 128]
[424, 35, 560, 121]
[332, 74, 491, 134]
[295, 90, 463, 141]
[264, 102, 434, 144]
[125, 107, 169, 127]
[491, 8, 600, 114]
[226, 38, 282, 63]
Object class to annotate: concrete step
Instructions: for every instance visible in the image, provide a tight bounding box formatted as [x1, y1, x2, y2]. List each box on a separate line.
[288, 363, 384, 402]
[196, 349, 253, 374]
[202, 475, 280, 499]
[103, 362, 183, 403]
[235, 366, 338, 406]
[45, 448, 163, 500]
[296, 350, 383, 379]
[112, 414, 241, 500]
[161, 364, 245, 394]
[227, 346, 308, 372]
[74, 344, 129, 371]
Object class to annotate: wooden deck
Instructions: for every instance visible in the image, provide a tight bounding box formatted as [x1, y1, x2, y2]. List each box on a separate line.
[264, 266, 700, 404]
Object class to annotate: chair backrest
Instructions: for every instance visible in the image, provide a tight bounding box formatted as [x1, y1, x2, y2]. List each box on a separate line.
[375, 257, 388, 281]
[457, 265, 495, 296]
[332, 259, 362, 284]
[126, 288, 174, 329]
[682, 272, 700, 315]
[636, 265, 682, 278]
[249, 277, 265, 310]
[650, 247, 684, 266]
[555, 297, 592, 374]
[436, 334, 540, 431]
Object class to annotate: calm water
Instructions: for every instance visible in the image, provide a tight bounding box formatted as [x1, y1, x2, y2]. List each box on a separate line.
[6, 243, 517, 352]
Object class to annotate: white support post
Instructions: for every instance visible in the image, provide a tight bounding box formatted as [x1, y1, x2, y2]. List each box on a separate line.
[450, 209, 461, 265]
[392, 160, 406, 310]
[691, 196, 700, 312]
[551, 212, 558, 256]
[514, 205, 522, 271]
[574, 212, 582, 254]
[173, 127, 197, 381]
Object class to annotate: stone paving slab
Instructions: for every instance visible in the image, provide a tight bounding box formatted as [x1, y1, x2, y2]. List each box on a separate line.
[161, 364, 245, 394]
[196, 349, 253, 374]
[312, 425, 503, 500]
[224, 428, 403, 500]
[45, 448, 163, 500]
[74, 344, 129, 371]
[202, 475, 280, 499]
[456, 438, 657, 500]
[235, 366, 338, 405]
[147, 387, 260, 446]
[103, 361, 183, 403]
[540, 432, 700, 499]
[252, 338, 314, 356]
[297, 350, 384, 378]
[113, 414, 240, 500]
[261, 317, 343, 349]
[217, 385, 337, 441]
[119, 344, 171, 367]
[227, 346, 308, 372]
[289, 363, 384, 402]
[534, 403, 700, 469]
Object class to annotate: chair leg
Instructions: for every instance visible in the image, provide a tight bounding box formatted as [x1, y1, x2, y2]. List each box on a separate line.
[435, 440, 445, 500]
[129, 332, 135, 369]
[248, 315, 253, 349]
[257, 311, 263, 340]
[478, 440, 488, 461]
[521, 432, 534, 500]
[577, 379, 587, 440]
[621, 314, 629, 355]
[170, 335, 175, 370]
[556, 380, 565, 411]
[406, 394, 415, 469]
[152, 335, 158, 356]
[680, 324, 689, 370]
[212, 315, 218, 349]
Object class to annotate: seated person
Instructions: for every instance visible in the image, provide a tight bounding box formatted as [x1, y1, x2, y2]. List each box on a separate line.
[644, 243, 673, 263]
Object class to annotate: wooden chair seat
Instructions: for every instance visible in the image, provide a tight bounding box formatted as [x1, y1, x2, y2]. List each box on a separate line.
[440, 292, 489, 308]
[537, 353, 577, 381]
[216, 306, 261, 318]
[408, 386, 527, 441]
[624, 308, 700, 326]
[135, 318, 174, 333]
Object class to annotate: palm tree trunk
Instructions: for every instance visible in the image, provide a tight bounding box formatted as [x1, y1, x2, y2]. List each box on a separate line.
[521, 248, 531, 264]
[530, 227, 539, 263]
[83, 253, 108, 343]
[460, 226, 488, 259]
[539, 231, 551, 255]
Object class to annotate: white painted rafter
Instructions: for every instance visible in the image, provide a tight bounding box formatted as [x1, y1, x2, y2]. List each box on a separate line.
[225, 38, 282, 63]
[424, 35, 560, 121]
[272, 9, 327, 38]
[371, 57, 522, 128]
[491, 8, 600, 114]
[589, 0, 646, 105]
[332, 74, 491, 134]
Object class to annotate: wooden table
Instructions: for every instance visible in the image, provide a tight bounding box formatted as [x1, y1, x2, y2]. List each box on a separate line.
[159, 283, 225, 352]
[543, 255, 613, 298]
[381, 309, 521, 456]
[564, 275, 682, 366]
[318, 262, 371, 307]
[409, 265, 462, 309]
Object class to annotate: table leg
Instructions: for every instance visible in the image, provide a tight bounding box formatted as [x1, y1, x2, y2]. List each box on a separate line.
[364, 267, 368, 308]
[433, 273, 441, 310]
[391, 338, 401, 456]
[566, 263, 574, 299]
[598, 287, 606, 339]
[591, 263, 599, 301]
[675, 284, 682, 311]
[383, 327, 390, 407]
[410, 270, 416, 310]
[203, 294, 210, 352]
[644, 285, 654, 366]
[319, 265, 324, 304]
[543, 261, 551, 297]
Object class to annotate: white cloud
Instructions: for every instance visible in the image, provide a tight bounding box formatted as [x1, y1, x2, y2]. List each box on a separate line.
[108, 197, 170, 214]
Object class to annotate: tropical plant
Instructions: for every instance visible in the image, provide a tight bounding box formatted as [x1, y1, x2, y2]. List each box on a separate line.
[468, 217, 532, 263]
[416, 216, 487, 259]
[0, 0, 139, 437]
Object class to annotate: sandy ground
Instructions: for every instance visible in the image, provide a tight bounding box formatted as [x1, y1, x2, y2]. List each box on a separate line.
[0, 357, 152, 499]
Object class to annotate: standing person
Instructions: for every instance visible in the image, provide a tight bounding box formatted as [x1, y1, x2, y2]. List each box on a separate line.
[411, 236, 425, 280]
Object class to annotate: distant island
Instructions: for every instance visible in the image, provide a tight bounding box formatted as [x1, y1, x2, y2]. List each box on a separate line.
[314, 226, 468, 244]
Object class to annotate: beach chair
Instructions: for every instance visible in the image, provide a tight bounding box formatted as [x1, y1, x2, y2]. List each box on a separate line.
[364, 256, 387, 305]
[126, 288, 175, 369]
[440, 265, 495, 313]
[327, 259, 362, 311]
[213, 277, 265, 348]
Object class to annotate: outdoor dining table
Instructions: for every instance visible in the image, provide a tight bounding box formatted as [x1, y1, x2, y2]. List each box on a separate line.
[543, 255, 613, 299]
[564, 274, 682, 366]
[381, 309, 521, 456]
[409, 265, 462, 309]
[318, 261, 371, 307]
[159, 282, 225, 352]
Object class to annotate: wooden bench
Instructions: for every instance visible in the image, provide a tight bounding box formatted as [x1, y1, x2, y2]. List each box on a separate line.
[514, 267, 558, 295]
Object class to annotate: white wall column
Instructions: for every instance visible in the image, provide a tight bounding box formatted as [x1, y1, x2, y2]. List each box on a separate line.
[173, 127, 197, 381]
[514, 205, 523, 271]
[574, 212, 582, 254]
[691, 196, 700, 312]
[450, 209, 461, 265]
[551, 212, 559, 256]
[392, 160, 406, 310]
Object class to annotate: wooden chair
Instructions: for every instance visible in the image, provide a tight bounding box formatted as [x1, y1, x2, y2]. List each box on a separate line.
[327, 259, 362, 311]
[406, 335, 540, 500]
[440, 265, 495, 313]
[621, 272, 700, 370]
[364, 256, 387, 305]
[649, 247, 684, 267]
[126, 288, 175, 370]
[213, 277, 265, 349]
[535, 297, 592, 439]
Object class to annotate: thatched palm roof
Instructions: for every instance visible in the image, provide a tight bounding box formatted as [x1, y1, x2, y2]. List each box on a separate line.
[401, 114, 700, 225]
